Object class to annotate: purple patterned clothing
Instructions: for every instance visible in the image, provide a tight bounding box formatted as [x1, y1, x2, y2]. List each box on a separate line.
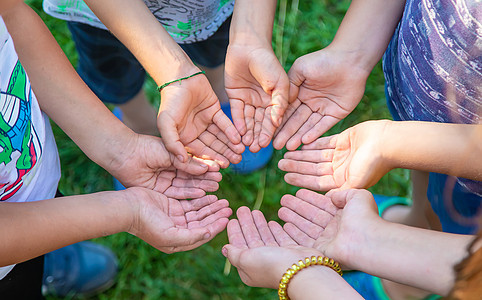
[383, 0, 481, 234]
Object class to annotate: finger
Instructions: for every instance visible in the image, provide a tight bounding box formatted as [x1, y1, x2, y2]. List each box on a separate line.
[172, 177, 219, 193]
[278, 206, 325, 240]
[278, 159, 333, 177]
[286, 112, 322, 150]
[185, 139, 230, 168]
[227, 219, 249, 248]
[198, 131, 242, 164]
[301, 115, 340, 145]
[158, 114, 189, 163]
[301, 135, 338, 150]
[236, 206, 264, 248]
[179, 195, 218, 211]
[249, 107, 265, 153]
[213, 109, 242, 145]
[282, 149, 334, 163]
[295, 189, 339, 216]
[273, 99, 301, 150]
[259, 106, 277, 148]
[280, 195, 334, 230]
[207, 124, 245, 154]
[267, 221, 297, 246]
[283, 222, 315, 247]
[276, 104, 312, 151]
[172, 154, 218, 175]
[252, 210, 278, 246]
[243, 105, 256, 146]
[164, 186, 206, 199]
[284, 173, 338, 191]
[190, 207, 233, 229]
[186, 199, 230, 222]
[229, 99, 247, 136]
[270, 88, 289, 128]
[176, 170, 222, 182]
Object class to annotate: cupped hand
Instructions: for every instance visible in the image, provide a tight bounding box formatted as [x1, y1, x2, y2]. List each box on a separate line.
[279, 120, 392, 191]
[222, 206, 322, 289]
[105, 133, 223, 198]
[158, 70, 243, 167]
[225, 45, 290, 152]
[128, 189, 232, 253]
[279, 189, 380, 269]
[273, 47, 370, 151]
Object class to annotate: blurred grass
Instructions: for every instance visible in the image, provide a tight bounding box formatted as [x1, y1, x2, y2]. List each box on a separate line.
[27, 0, 410, 299]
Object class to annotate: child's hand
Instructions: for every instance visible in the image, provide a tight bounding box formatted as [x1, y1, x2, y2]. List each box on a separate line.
[273, 47, 370, 151]
[105, 133, 223, 196]
[222, 206, 323, 289]
[158, 71, 244, 167]
[279, 189, 380, 270]
[225, 44, 290, 152]
[279, 120, 393, 191]
[126, 188, 231, 253]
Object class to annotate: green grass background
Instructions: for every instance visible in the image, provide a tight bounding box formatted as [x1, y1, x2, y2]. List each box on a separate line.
[26, 0, 410, 299]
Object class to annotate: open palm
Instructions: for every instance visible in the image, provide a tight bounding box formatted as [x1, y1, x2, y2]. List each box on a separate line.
[225, 45, 289, 152]
[158, 72, 243, 168]
[128, 189, 232, 253]
[274, 48, 369, 151]
[279, 120, 391, 191]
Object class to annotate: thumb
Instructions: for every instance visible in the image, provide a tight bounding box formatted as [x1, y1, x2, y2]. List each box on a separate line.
[222, 244, 243, 267]
[158, 113, 189, 163]
[271, 89, 289, 127]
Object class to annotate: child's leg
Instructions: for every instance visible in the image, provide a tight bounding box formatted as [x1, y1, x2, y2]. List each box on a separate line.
[116, 89, 158, 135]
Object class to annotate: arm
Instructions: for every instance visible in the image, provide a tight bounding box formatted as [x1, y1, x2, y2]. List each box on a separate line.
[279, 189, 477, 296]
[3, 2, 221, 192]
[279, 120, 482, 192]
[225, 0, 290, 151]
[82, 0, 242, 164]
[273, 0, 406, 150]
[223, 207, 362, 299]
[0, 188, 231, 267]
[382, 121, 482, 181]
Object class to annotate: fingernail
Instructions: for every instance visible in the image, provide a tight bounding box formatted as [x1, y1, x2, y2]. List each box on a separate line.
[177, 155, 185, 163]
[203, 232, 211, 239]
[221, 246, 227, 257]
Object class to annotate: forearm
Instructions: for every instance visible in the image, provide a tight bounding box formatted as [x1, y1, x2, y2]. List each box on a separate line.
[83, 0, 197, 85]
[0, 191, 133, 267]
[288, 266, 362, 299]
[383, 121, 482, 180]
[230, 0, 277, 47]
[329, 0, 405, 72]
[350, 218, 474, 295]
[3, 2, 135, 170]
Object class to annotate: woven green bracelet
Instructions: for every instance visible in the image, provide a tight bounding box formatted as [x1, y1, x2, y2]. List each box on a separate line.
[156, 70, 205, 92]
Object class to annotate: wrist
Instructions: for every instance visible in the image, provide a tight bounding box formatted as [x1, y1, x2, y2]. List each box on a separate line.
[324, 42, 376, 76]
[378, 119, 401, 171]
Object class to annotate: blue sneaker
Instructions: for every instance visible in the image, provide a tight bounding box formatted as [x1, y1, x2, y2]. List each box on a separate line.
[220, 102, 274, 174]
[112, 107, 126, 190]
[42, 241, 118, 297]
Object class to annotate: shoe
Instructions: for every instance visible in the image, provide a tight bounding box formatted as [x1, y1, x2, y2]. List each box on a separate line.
[220, 102, 274, 174]
[112, 107, 126, 190]
[42, 241, 118, 297]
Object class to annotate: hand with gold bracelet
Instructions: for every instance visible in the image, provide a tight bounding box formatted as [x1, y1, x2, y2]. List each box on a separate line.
[222, 207, 362, 300]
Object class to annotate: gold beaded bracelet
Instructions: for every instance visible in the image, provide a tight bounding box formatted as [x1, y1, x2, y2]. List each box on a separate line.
[278, 256, 343, 300]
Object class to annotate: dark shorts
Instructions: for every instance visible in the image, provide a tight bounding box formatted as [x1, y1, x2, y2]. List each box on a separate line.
[67, 18, 231, 104]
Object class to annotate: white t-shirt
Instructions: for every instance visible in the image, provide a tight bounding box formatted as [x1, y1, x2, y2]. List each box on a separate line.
[43, 0, 235, 44]
[0, 17, 61, 280]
